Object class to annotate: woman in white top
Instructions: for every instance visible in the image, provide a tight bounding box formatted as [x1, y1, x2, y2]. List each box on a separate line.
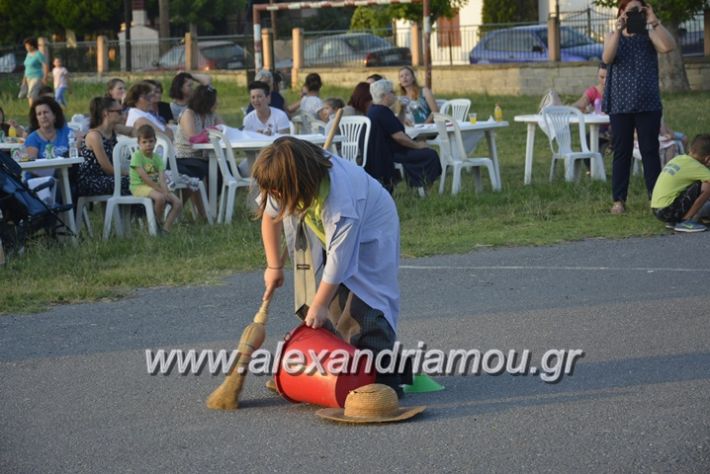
[287, 72, 323, 117]
[243, 81, 290, 135]
[124, 81, 174, 141]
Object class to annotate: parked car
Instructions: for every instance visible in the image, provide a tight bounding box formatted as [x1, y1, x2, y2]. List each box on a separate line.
[154, 40, 249, 71]
[469, 25, 603, 64]
[303, 32, 411, 67]
[0, 51, 23, 73]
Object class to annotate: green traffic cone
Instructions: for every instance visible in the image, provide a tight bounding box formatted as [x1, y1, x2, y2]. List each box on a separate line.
[403, 374, 445, 393]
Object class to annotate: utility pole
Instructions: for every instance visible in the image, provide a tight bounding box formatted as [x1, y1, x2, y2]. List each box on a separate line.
[159, 0, 170, 54]
[124, 0, 132, 71]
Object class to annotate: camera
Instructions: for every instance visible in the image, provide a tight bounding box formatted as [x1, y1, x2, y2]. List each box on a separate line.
[625, 7, 647, 34]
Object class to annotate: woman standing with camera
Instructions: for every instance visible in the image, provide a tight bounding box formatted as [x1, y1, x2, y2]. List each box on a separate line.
[602, 0, 675, 214]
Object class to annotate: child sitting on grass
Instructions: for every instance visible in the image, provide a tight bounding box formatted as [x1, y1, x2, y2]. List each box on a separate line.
[650, 134, 710, 233]
[129, 125, 182, 233]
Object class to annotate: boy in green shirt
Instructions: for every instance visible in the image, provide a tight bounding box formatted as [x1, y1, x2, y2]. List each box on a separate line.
[129, 125, 182, 232]
[650, 134, 710, 233]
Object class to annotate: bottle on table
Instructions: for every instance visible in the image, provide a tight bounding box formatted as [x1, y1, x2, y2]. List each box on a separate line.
[68, 130, 79, 159]
[8, 125, 16, 139]
[494, 103, 503, 122]
[45, 144, 55, 160]
[593, 98, 602, 115]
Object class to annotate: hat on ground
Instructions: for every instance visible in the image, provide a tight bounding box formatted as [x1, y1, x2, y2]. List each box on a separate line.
[315, 383, 426, 424]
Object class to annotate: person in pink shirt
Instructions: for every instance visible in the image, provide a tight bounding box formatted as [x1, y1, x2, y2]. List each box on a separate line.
[574, 63, 607, 114]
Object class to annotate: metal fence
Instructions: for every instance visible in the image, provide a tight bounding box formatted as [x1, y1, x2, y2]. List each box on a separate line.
[0, 13, 704, 74]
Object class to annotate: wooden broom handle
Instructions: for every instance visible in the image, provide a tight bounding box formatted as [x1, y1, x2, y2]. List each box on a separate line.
[323, 108, 343, 151]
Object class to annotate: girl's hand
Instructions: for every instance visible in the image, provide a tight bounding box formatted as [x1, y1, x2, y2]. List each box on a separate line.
[615, 16, 626, 31]
[304, 304, 329, 329]
[263, 267, 284, 301]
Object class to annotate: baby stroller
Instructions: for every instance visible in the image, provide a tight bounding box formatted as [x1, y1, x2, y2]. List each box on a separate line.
[0, 152, 74, 257]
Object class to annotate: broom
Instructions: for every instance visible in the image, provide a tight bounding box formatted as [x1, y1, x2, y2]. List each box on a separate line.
[206, 110, 343, 410]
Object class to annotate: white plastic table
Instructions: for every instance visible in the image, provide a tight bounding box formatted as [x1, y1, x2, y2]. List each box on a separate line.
[19, 157, 83, 238]
[514, 113, 610, 184]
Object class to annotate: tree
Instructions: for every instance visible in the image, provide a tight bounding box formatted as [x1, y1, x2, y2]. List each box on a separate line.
[593, 0, 707, 92]
[482, 0, 538, 25]
[167, 0, 246, 35]
[350, 0, 469, 32]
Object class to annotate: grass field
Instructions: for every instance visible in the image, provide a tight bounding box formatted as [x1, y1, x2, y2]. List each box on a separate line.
[1, 75, 708, 314]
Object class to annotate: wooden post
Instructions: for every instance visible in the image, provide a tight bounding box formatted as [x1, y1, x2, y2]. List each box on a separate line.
[704, 9, 710, 57]
[411, 22, 422, 66]
[547, 15, 561, 62]
[185, 32, 198, 71]
[423, 0, 431, 89]
[97, 35, 109, 75]
[262, 28, 273, 71]
[292, 27, 303, 90]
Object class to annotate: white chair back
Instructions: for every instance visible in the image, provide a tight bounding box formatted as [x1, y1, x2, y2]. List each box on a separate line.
[111, 138, 139, 197]
[338, 116, 371, 167]
[542, 105, 591, 156]
[439, 99, 471, 122]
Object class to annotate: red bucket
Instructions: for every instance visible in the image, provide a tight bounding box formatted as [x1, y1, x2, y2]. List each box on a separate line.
[274, 324, 376, 408]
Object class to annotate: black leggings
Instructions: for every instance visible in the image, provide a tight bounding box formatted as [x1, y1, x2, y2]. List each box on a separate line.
[610, 111, 662, 201]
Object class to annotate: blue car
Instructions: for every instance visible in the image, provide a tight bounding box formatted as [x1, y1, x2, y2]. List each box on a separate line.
[469, 25, 604, 64]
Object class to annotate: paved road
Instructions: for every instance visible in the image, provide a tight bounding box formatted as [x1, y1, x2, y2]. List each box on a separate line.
[2, 234, 709, 473]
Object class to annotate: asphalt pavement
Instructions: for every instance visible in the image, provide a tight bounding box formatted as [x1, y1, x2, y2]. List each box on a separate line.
[1, 233, 709, 473]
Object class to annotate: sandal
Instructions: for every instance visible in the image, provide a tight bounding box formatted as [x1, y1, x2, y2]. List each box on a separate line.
[610, 201, 625, 215]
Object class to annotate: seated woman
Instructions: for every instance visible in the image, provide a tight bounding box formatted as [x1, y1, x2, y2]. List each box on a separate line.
[398, 66, 438, 124]
[288, 72, 323, 118]
[343, 82, 372, 117]
[144, 79, 173, 125]
[573, 63, 611, 155]
[245, 70, 286, 114]
[243, 81, 290, 136]
[105, 78, 127, 104]
[125, 81, 174, 141]
[76, 97, 129, 197]
[173, 84, 222, 218]
[168, 72, 211, 121]
[366, 79, 441, 194]
[25, 97, 71, 175]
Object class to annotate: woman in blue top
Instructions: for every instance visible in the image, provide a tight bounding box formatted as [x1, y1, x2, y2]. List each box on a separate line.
[25, 97, 71, 160]
[602, 0, 675, 214]
[21, 37, 48, 106]
[398, 66, 439, 124]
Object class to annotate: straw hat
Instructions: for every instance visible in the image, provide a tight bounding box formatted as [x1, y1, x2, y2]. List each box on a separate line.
[315, 384, 425, 424]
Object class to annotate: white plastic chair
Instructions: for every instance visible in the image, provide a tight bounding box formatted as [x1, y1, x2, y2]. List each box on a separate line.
[156, 135, 213, 224]
[103, 138, 159, 239]
[542, 106, 605, 182]
[337, 116, 371, 167]
[207, 130, 252, 224]
[75, 194, 110, 237]
[433, 113, 500, 195]
[439, 99, 471, 122]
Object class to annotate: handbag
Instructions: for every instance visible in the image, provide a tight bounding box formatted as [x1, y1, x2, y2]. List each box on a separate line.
[18, 80, 28, 99]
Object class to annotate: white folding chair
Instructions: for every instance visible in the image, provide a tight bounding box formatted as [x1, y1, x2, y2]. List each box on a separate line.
[542, 106, 605, 182]
[337, 116, 371, 167]
[75, 194, 110, 238]
[439, 99, 471, 122]
[207, 130, 252, 224]
[155, 135, 213, 224]
[433, 113, 500, 195]
[103, 137, 159, 238]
